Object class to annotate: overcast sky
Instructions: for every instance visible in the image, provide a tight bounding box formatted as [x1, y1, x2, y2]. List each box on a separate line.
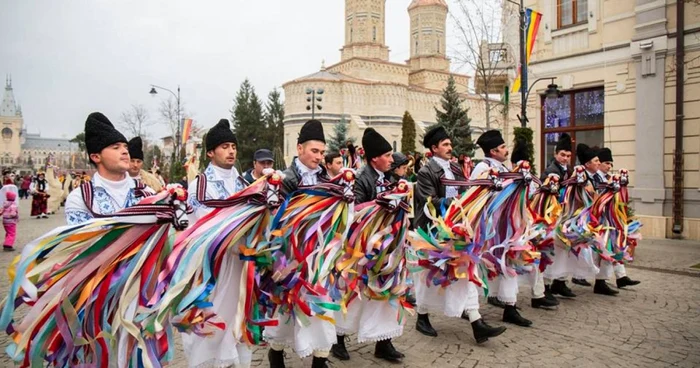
[0, 0, 468, 141]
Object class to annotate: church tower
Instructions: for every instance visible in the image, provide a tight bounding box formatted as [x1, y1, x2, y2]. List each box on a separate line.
[407, 0, 450, 72]
[341, 0, 389, 61]
[0, 75, 24, 166]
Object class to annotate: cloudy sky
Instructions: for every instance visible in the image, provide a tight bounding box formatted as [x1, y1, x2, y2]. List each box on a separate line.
[0, 0, 469, 140]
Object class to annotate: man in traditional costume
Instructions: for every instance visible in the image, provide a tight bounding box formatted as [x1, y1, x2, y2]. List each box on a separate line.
[65, 113, 154, 224]
[182, 119, 250, 368]
[542, 134, 578, 298]
[470, 130, 543, 327]
[332, 128, 405, 363]
[413, 126, 506, 343]
[63, 112, 157, 366]
[265, 119, 335, 368]
[542, 133, 572, 181]
[128, 136, 163, 192]
[594, 147, 641, 290]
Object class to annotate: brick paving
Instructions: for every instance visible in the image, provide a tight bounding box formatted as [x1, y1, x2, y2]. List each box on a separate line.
[1, 200, 699, 367]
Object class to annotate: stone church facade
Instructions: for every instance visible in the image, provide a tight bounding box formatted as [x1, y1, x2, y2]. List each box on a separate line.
[281, 0, 494, 163]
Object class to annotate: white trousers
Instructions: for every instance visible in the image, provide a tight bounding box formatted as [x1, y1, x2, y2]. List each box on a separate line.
[335, 298, 404, 343]
[182, 253, 252, 368]
[414, 270, 481, 320]
[264, 313, 336, 358]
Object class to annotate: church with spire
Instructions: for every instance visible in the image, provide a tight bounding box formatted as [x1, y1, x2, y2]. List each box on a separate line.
[282, 0, 489, 163]
[0, 75, 25, 167]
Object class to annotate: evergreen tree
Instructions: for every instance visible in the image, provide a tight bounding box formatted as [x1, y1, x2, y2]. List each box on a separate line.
[434, 75, 476, 157]
[273, 146, 286, 170]
[264, 88, 285, 153]
[401, 111, 416, 154]
[328, 116, 354, 153]
[231, 79, 266, 171]
[198, 134, 209, 171]
[513, 126, 537, 175]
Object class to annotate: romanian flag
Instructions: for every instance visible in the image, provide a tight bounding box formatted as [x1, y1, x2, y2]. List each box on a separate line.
[181, 118, 193, 145]
[511, 8, 543, 93]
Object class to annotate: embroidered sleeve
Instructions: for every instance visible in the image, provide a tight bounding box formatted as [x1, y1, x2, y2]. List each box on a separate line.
[66, 210, 93, 225]
[65, 188, 91, 224]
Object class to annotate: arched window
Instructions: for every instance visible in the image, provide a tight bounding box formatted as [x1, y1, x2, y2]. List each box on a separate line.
[373, 26, 377, 42]
[350, 28, 353, 42]
[393, 141, 397, 151]
[437, 39, 441, 54]
[1, 128, 12, 140]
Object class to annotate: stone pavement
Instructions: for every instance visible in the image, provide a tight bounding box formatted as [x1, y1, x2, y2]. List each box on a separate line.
[0, 200, 699, 367]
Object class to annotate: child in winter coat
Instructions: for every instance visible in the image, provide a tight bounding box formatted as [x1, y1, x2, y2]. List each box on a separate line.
[3, 191, 18, 251]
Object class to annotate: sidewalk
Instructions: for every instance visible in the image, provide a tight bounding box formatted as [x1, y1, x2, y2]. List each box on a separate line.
[630, 238, 700, 276]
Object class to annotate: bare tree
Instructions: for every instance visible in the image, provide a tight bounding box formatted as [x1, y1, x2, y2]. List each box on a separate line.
[158, 97, 187, 140]
[120, 104, 154, 139]
[450, 0, 519, 130]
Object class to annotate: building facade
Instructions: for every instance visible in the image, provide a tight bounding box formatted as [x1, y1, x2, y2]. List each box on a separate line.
[282, 0, 498, 164]
[21, 133, 78, 170]
[0, 77, 25, 167]
[505, 0, 700, 239]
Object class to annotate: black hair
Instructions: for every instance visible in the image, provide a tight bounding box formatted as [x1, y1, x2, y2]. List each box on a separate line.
[325, 151, 341, 165]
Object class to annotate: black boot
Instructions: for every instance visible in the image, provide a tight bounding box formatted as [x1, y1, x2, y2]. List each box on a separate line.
[268, 349, 285, 368]
[487, 296, 506, 308]
[415, 313, 438, 337]
[503, 304, 532, 327]
[544, 285, 560, 304]
[330, 334, 350, 361]
[531, 296, 558, 309]
[471, 318, 507, 344]
[374, 339, 404, 362]
[616, 276, 641, 288]
[572, 278, 592, 286]
[311, 356, 328, 368]
[551, 279, 577, 298]
[594, 280, 619, 296]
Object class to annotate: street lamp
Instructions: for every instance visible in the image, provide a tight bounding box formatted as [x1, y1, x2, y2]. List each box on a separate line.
[306, 87, 324, 119]
[149, 84, 181, 169]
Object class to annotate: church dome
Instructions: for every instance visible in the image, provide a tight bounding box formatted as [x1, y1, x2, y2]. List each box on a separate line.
[408, 0, 448, 11]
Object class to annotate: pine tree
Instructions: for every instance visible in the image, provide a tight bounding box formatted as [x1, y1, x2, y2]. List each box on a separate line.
[513, 126, 537, 175]
[198, 134, 209, 171]
[264, 89, 285, 154]
[401, 111, 416, 154]
[434, 75, 476, 157]
[231, 79, 266, 171]
[273, 146, 286, 170]
[328, 116, 354, 153]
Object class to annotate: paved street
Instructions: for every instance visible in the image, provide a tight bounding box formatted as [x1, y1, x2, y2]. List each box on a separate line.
[1, 200, 699, 368]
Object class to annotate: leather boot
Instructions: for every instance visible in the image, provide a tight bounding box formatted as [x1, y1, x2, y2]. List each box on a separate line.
[330, 334, 350, 361]
[544, 285, 559, 303]
[374, 339, 404, 362]
[531, 296, 558, 309]
[311, 356, 328, 368]
[471, 318, 507, 344]
[594, 279, 619, 296]
[503, 304, 532, 327]
[616, 276, 641, 288]
[487, 296, 506, 308]
[415, 313, 438, 337]
[551, 279, 576, 298]
[572, 278, 592, 286]
[268, 349, 285, 368]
